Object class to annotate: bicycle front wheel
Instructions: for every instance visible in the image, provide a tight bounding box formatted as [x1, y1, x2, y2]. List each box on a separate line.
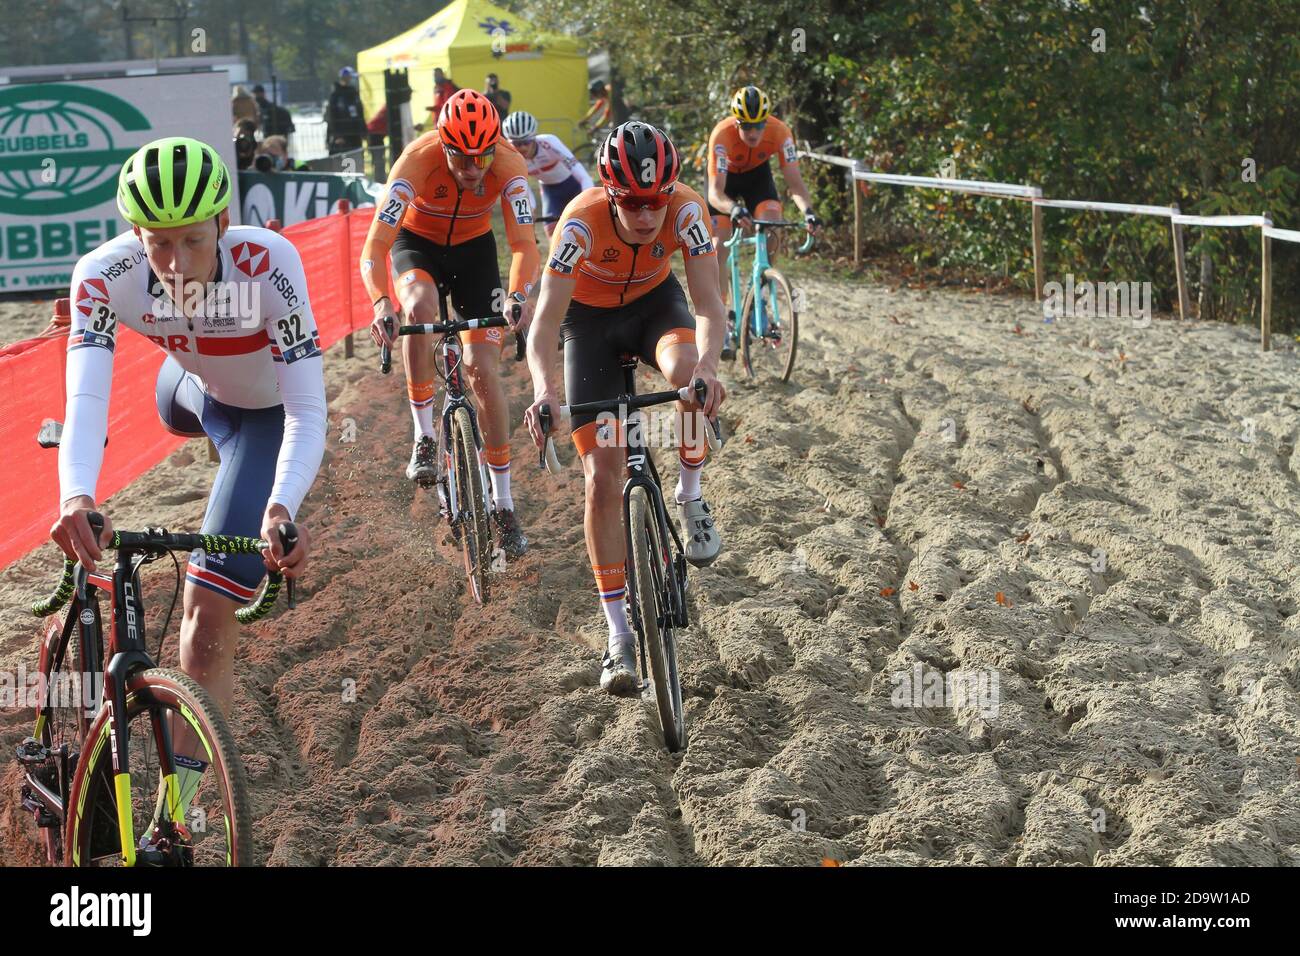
[740, 268, 799, 383]
[64, 668, 253, 866]
[628, 487, 686, 752]
[451, 405, 492, 604]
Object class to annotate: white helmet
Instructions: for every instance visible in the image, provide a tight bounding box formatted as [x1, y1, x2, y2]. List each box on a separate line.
[502, 110, 538, 141]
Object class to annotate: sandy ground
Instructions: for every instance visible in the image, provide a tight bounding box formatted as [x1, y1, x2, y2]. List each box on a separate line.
[2, 274, 1299, 866]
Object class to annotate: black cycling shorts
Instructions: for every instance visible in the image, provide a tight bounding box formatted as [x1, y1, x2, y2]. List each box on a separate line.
[390, 228, 501, 320]
[706, 162, 780, 218]
[561, 273, 697, 434]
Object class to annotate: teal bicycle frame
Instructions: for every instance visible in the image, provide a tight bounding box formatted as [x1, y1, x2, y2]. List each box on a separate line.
[723, 220, 814, 347]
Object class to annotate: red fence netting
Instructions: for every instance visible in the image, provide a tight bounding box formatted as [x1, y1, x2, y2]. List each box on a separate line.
[0, 207, 375, 571]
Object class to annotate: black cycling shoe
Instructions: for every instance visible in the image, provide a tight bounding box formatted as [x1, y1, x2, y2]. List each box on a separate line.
[406, 436, 437, 486]
[493, 508, 528, 559]
[720, 310, 737, 361]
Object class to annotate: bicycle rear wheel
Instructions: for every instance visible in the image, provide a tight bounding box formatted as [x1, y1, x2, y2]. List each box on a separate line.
[451, 405, 491, 604]
[24, 612, 94, 864]
[64, 668, 253, 866]
[628, 486, 687, 752]
[740, 268, 799, 383]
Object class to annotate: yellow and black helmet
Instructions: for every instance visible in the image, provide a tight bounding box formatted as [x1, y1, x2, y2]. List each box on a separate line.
[730, 86, 771, 124]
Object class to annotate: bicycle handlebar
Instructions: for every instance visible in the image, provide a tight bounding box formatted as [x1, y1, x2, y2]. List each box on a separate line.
[537, 379, 722, 474]
[380, 315, 518, 374]
[33, 514, 298, 624]
[723, 219, 816, 255]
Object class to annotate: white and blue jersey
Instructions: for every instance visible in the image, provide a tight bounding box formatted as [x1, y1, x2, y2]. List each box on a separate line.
[61, 226, 328, 602]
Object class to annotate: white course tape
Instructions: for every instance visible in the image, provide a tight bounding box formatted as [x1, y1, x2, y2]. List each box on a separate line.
[853, 169, 1036, 199]
[1170, 214, 1269, 228]
[1263, 225, 1300, 243]
[1034, 198, 1173, 217]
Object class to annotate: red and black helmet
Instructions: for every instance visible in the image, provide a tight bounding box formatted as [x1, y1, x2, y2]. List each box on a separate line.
[437, 89, 501, 154]
[597, 122, 680, 199]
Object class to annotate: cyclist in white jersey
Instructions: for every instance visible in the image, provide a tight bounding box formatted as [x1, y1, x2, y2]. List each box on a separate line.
[502, 111, 593, 236]
[50, 137, 327, 714]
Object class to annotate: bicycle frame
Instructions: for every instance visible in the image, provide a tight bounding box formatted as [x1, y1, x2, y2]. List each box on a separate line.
[429, 283, 493, 524]
[614, 361, 690, 667]
[724, 224, 781, 343]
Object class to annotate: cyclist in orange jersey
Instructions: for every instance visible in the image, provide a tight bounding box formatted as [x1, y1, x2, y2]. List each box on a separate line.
[522, 122, 728, 695]
[706, 85, 820, 357]
[362, 89, 539, 557]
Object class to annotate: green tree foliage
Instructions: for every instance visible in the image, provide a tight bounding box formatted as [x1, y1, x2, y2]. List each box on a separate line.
[4, 0, 1296, 325]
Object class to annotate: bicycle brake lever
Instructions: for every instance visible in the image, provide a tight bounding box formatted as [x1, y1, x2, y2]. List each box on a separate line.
[380, 317, 394, 375]
[277, 522, 299, 609]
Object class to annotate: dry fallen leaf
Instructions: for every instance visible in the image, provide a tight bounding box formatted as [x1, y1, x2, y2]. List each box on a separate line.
[744, 435, 755, 444]
[953, 480, 966, 490]
[995, 591, 1013, 607]
[875, 514, 886, 527]
[1016, 532, 1031, 543]
[821, 858, 841, 867]
[908, 580, 920, 591]
[880, 586, 897, 597]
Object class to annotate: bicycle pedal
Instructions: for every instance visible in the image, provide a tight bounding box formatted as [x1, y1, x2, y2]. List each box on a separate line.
[16, 737, 50, 765]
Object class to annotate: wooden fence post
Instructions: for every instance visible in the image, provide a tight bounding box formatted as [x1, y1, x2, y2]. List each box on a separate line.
[1031, 187, 1045, 302]
[852, 162, 863, 267]
[1170, 204, 1189, 322]
[1261, 212, 1272, 352]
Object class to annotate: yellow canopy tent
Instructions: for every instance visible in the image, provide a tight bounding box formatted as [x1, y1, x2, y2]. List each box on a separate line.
[356, 0, 589, 150]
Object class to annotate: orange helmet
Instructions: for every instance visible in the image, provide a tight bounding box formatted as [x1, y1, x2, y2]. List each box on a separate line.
[437, 89, 501, 154]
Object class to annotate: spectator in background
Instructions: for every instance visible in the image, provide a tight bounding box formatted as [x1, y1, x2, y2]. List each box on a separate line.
[232, 86, 260, 132]
[433, 67, 459, 113]
[422, 68, 461, 133]
[255, 135, 308, 173]
[580, 79, 612, 132]
[325, 66, 367, 155]
[253, 84, 295, 138]
[234, 119, 258, 170]
[483, 73, 511, 118]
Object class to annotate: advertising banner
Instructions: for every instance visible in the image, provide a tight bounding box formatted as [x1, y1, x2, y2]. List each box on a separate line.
[0, 72, 236, 293]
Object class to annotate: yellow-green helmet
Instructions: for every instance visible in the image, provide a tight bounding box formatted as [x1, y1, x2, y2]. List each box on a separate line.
[730, 86, 771, 124]
[117, 137, 231, 227]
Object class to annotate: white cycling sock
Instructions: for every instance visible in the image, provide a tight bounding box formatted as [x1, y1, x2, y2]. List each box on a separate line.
[675, 465, 703, 504]
[489, 465, 513, 512]
[604, 599, 632, 641]
[410, 402, 434, 439]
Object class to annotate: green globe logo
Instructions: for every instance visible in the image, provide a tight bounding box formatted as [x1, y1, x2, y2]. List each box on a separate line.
[0, 83, 150, 217]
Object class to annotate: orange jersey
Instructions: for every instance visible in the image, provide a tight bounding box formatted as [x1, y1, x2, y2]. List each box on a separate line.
[707, 115, 798, 179]
[360, 130, 539, 302]
[545, 186, 716, 308]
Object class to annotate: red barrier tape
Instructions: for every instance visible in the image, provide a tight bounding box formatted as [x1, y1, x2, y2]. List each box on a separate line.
[0, 208, 375, 572]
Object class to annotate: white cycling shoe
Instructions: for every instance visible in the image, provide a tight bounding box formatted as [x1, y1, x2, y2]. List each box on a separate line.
[600, 634, 641, 697]
[678, 497, 722, 567]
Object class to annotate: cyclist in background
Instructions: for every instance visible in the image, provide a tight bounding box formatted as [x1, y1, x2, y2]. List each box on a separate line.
[706, 85, 819, 358]
[362, 89, 538, 558]
[502, 111, 594, 238]
[579, 80, 613, 133]
[522, 122, 727, 695]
